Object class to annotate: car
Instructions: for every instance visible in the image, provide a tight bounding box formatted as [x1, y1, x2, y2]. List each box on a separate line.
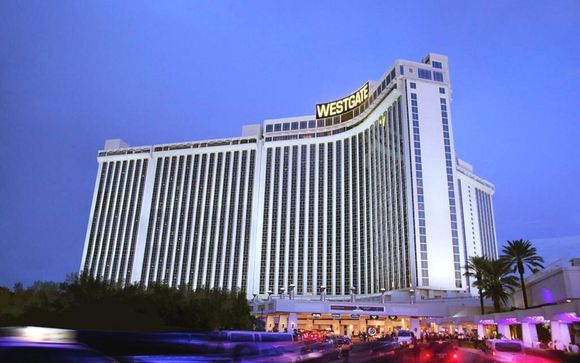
[0, 340, 117, 362]
[299, 341, 337, 362]
[482, 339, 527, 363]
[420, 341, 460, 362]
[396, 329, 414, 346]
[0, 326, 117, 363]
[367, 341, 401, 362]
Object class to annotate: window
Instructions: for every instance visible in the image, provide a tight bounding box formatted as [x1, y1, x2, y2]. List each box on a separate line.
[439, 87, 445, 94]
[291, 122, 298, 130]
[274, 123, 281, 132]
[282, 123, 290, 131]
[265, 124, 273, 132]
[432, 61, 442, 69]
[399, 65, 404, 75]
[418, 69, 432, 80]
[434, 71, 444, 82]
[300, 121, 308, 129]
[410, 82, 416, 89]
[308, 120, 316, 128]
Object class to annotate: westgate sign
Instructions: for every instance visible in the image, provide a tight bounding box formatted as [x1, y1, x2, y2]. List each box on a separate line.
[316, 82, 369, 119]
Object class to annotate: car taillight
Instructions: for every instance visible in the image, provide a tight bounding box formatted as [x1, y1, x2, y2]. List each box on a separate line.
[452, 353, 458, 360]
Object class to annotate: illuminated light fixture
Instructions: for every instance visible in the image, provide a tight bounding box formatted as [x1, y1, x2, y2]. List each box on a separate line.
[497, 317, 520, 325]
[522, 315, 545, 324]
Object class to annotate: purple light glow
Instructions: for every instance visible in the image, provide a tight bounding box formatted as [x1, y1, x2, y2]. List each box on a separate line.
[552, 312, 580, 323]
[479, 319, 495, 325]
[541, 288, 555, 303]
[497, 317, 520, 325]
[522, 315, 545, 323]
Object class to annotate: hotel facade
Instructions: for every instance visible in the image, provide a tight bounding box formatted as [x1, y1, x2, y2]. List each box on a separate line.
[80, 53, 498, 300]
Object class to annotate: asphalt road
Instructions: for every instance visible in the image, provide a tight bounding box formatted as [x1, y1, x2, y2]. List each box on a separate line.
[326, 345, 490, 363]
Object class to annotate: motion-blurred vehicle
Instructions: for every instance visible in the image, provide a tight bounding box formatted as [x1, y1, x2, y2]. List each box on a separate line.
[0, 327, 116, 363]
[0, 341, 118, 363]
[366, 340, 401, 362]
[228, 342, 300, 363]
[420, 341, 460, 362]
[299, 341, 337, 362]
[482, 339, 527, 362]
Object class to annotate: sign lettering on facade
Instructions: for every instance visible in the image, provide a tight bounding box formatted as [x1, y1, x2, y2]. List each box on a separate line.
[330, 305, 356, 311]
[316, 82, 369, 119]
[359, 306, 384, 312]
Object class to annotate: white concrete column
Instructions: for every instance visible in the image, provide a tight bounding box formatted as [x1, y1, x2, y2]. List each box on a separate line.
[559, 322, 571, 346]
[550, 321, 562, 343]
[498, 324, 511, 339]
[411, 318, 420, 335]
[477, 324, 485, 339]
[279, 315, 289, 332]
[266, 315, 275, 332]
[332, 320, 340, 335]
[358, 320, 365, 337]
[287, 313, 298, 333]
[521, 323, 538, 348]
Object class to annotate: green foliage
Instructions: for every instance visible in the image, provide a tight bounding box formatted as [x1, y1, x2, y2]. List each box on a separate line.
[463, 256, 488, 314]
[463, 239, 544, 313]
[480, 259, 519, 313]
[501, 239, 544, 309]
[0, 273, 252, 332]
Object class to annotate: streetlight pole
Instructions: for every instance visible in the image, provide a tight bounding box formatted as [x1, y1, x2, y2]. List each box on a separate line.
[320, 285, 327, 301]
[380, 288, 386, 304]
[289, 284, 295, 300]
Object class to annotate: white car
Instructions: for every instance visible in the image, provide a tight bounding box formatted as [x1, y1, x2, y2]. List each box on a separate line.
[396, 330, 414, 346]
[483, 339, 528, 362]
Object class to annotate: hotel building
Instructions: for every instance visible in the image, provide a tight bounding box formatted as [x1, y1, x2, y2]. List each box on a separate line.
[80, 53, 498, 300]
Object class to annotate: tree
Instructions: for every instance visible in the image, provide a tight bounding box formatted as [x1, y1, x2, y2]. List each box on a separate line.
[464, 256, 489, 314]
[501, 239, 544, 309]
[481, 259, 519, 312]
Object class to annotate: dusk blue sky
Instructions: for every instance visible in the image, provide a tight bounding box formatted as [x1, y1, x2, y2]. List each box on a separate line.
[1, 1, 579, 287]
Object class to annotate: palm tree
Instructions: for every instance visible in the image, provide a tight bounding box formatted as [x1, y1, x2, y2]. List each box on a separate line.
[481, 259, 519, 312]
[464, 256, 489, 314]
[501, 239, 544, 309]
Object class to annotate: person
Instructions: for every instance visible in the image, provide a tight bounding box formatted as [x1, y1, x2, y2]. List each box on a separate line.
[569, 343, 579, 353]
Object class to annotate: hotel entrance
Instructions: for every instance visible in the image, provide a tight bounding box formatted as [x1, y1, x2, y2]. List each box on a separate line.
[281, 312, 414, 339]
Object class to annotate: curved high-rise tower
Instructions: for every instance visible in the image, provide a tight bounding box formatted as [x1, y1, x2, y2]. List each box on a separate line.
[80, 53, 498, 299]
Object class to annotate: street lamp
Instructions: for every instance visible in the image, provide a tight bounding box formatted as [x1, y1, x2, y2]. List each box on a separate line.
[409, 288, 415, 305]
[350, 286, 357, 302]
[320, 285, 327, 301]
[380, 288, 386, 304]
[279, 287, 285, 299]
[267, 290, 273, 301]
[289, 284, 295, 300]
